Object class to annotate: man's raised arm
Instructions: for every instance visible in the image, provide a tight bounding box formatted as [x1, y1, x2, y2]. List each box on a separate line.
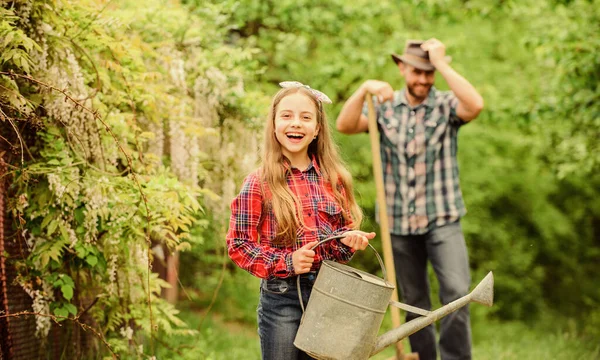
[422, 39, 484, 122]
[336, 80, 394, 134]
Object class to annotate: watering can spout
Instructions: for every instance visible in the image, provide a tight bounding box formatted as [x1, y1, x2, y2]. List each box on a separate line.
[371, 271, 494, 357]
[470, 271, 494, 306]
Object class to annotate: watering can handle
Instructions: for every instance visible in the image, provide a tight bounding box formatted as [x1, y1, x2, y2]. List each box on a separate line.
[309, 235, 388, 281]
[297, 234, 388, 313]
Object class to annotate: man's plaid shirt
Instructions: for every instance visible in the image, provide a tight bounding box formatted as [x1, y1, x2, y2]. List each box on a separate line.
[226, 158, 354, 280]
[363, 87, 467, 235]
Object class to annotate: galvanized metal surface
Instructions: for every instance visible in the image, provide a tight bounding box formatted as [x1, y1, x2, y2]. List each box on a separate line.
[294, 260, 395, 360]
[388, 300, 431, 317]
[371, 271, 494, 357]
[295, 263, 494, 360]
[297, 235, 388, 313]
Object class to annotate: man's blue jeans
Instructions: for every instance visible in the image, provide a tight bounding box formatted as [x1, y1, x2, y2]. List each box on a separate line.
[257, 273, 317, 360]
[391, 221, 472, 360]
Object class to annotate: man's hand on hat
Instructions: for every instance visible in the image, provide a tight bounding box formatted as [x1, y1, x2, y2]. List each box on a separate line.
[421, 38, 446, 67]
[363, 80, 394, 103]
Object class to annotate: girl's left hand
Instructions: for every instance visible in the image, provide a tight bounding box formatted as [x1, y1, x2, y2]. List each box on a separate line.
[340, 230, 376, 251]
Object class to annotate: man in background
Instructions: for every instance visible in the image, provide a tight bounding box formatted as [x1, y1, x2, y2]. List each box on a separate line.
[336, 38, 484, 360]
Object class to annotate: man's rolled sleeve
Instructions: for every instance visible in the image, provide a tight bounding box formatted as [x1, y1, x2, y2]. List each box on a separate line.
[447, 92, 467, 126]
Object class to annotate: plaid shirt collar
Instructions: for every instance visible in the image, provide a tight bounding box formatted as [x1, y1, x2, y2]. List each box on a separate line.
[283, 154, 322, 176]
[393, 86, 438, 109]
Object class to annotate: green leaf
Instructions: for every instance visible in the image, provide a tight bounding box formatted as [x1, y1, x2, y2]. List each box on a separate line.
[48, 239, 66, 262]
[41, 213, 54, 229]
[37, 190, 49, 209]
[75, 244, 87, 258]
[54, 306, 69, 320]
[61, 274, 74, 287]
[74, 207, 85, 224]
[47, 273, 58, 284]
[175, 241, 192, 252]
[2, 31, 14, 48]
[49, 260, 61, 270]
[47, 220, 58, 236]
[40, 253, 50, 268]
[64, 303, 77, 315]
[61, 284, 73, 300]
[59, 223, 70, 242]
[85, 255, 98, 267]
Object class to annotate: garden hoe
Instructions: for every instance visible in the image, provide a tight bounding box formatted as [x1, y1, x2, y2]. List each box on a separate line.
[366, 94, 419, 360]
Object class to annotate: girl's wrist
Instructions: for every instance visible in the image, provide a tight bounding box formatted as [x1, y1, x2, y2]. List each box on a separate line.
[284, 252, 295, 276]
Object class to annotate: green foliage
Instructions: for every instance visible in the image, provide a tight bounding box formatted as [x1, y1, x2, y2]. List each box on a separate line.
[460, 123, 559, 320]
[154, 309, 600, 360]
[195, 0, 600, 340]
[470, 319, 600, 359]
[3, 0, 598, 357]
[154, 308, 261, 360]
[521, 0, 600, 177]
[0, 7, 41, 74]
[1, 0, 264, 357]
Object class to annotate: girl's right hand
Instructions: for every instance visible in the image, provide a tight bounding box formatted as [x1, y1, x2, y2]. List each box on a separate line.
[292, 241, 319, 275]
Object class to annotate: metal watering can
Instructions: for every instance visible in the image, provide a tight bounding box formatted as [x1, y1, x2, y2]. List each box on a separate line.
[294, 235, 494, 360]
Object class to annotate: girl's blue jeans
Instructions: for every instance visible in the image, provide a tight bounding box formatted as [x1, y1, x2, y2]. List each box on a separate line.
[257, 273, 317, 360]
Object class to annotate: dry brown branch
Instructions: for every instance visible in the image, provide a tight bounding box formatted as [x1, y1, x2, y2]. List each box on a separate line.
[79, 296, 100, 317]
[197, 230, 228, 331]
[0, 77, 95, 163]
[106, 49, 145, 165]
[175, 265, 193, 302]
[67, 38, 102, 102]
[0, 310, 118, 359]
[0, 108, 25, 166]
[151, 333, 185, 357]
[0, 133, 11, 145]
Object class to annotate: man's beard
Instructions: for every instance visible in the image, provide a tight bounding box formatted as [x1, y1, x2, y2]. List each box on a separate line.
[407, 83, 431, 102]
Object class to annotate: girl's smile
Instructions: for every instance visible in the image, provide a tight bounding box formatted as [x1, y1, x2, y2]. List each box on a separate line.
[274, 93, 320, 168]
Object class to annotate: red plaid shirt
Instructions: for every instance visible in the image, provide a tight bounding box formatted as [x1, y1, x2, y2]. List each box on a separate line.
[226, 158, 354, 279]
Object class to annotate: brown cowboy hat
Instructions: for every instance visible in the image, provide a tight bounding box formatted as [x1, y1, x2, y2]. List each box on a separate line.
[391, 40, 452, 71]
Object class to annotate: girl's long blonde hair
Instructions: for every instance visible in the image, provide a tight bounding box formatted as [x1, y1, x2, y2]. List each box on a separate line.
[261, 86, 362, 245]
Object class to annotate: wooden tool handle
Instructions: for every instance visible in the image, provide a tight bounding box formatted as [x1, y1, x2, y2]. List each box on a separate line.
[366, 95, 408, 359]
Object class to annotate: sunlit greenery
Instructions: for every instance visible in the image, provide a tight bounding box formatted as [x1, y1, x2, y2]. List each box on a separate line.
[2, 0, 598, 358]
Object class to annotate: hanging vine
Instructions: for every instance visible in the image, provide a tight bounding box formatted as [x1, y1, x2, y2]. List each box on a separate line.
[1, 0, 264, 358]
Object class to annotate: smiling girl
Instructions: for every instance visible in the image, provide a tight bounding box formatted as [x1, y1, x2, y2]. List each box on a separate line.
[227, 82, 375, 359]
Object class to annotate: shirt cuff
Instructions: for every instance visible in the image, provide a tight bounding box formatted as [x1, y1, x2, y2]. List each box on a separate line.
[334, 241, 355, 262]
[274, 252, 294, 278]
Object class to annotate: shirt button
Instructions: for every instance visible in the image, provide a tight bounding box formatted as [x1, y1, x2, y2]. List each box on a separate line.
[305, 193, 309, 197]
[408, 128, 414, 134]
[410, 110, 416, 115]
